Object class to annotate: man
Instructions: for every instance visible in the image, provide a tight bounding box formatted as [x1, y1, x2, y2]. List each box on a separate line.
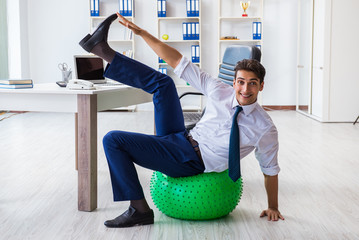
[79, 13, 284, 228]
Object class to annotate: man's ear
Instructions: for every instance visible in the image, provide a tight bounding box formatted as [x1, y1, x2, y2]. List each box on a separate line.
[233, 71, 238, 86]
[259, 81, 264, 91]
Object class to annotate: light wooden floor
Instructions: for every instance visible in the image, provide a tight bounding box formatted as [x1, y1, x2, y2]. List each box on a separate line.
[1, 110, 359, 240]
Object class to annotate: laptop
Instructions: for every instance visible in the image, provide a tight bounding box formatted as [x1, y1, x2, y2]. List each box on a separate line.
[74, 55, 107, 84]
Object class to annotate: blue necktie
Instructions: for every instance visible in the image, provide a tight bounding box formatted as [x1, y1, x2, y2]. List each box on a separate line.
[228, 106, 243, 182]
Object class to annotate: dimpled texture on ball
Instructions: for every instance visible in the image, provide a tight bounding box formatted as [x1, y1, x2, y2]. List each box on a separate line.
[150, 170, 243, 220]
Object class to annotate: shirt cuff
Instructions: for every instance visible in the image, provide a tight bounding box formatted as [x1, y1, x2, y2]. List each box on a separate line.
[173, 56, 190, 78]
[260, 165, 281, 176]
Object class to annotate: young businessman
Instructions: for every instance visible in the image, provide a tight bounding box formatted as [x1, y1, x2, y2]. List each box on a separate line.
[79, 13, 284, 228]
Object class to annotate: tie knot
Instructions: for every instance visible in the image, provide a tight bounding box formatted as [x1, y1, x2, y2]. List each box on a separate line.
[234, 106, 243, 117]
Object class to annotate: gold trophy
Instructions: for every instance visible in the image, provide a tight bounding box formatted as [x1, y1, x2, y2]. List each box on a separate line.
[240, 1, 250, 17]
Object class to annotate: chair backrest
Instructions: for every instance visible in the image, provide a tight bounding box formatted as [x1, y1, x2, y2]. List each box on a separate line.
[218, 45, 262, 85]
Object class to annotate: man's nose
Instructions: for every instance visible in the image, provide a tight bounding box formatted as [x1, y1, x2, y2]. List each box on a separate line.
[242, 83, 249, 92]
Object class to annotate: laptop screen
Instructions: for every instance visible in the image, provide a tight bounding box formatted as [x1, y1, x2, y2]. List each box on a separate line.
[74, 55, 105, 82]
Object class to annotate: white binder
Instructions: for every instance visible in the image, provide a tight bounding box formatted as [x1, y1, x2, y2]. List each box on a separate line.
[195, 22, 199, 39]
[94, 0, 99, 16]
[90, 0, 95, 16]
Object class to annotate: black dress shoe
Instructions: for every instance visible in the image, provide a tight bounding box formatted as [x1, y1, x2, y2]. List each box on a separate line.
[104, 206, 154, 228]
[79, 13, 118, 52]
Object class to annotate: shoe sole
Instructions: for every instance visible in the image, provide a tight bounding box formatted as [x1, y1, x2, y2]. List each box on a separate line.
[104, 219, 154, 228]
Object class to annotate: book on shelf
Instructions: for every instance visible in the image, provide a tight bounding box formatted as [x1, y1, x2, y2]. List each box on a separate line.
[90, 0, 100, 16]
[182, 23, 187, 40]
[182, 22, 199, 40]
[119, 0, 133, 17]
[191, 45, 200, 63]
[186, 0, 199, 17]
[195, 22, 199, 39]
[122, 49, 133, 58]
[159, 67, 167, 75]
[158, 57, 166, 63]
[0, 83, 33, 89]
[0, 79, 33, 85]
[94, 0, 99, 16]
[90, 0, 95, 16]
[157, 0, 166, 17]
[252, 22, 262, 40]
[220, 36, 238, 40]
[124, 28, 133, 40]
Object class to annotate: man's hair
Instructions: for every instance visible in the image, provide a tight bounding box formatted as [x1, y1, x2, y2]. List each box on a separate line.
[234, 59, 266, 84]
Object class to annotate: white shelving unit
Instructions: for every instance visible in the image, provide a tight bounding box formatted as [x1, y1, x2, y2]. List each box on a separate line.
[217, 0, 263, 67]
[157, 0, 203, 111]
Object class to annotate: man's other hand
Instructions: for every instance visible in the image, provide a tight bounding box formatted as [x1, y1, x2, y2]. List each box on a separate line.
[260, 207, 285, 221]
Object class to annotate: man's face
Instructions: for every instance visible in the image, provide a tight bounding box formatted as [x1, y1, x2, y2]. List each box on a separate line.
[233, 70, 264, 106]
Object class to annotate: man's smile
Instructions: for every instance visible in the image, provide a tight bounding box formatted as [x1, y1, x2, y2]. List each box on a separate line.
[240, 93, 253, 98]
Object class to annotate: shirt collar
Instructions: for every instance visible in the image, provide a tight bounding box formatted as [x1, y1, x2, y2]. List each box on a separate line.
[231, 96, 258, 116]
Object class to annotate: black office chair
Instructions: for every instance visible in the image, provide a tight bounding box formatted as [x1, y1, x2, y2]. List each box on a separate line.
[218, 45, 261, 85]
[179, 92, 205, 131]
[181, 45, 262, 131]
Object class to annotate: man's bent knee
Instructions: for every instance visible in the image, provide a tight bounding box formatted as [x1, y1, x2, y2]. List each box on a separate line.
[103, 130, 120, 148]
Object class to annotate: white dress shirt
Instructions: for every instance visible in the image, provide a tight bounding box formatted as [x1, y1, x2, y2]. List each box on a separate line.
[174, 56, 280, 176]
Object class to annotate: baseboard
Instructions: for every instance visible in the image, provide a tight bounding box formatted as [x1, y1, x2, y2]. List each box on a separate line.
[262, 105, 296, 111]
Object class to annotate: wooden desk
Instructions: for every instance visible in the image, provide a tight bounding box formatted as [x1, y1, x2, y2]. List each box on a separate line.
[0, 83, 152, 211]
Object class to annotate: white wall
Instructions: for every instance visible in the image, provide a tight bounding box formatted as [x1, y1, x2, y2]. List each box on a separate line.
[7, 0, 21, 78]
[26, 0, 89, 84]
[262, 0, 298, 106]
[16, 0, 298, 106]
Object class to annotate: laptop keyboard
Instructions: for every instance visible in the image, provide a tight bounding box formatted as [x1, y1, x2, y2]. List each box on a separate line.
[184, 112, 202, 124]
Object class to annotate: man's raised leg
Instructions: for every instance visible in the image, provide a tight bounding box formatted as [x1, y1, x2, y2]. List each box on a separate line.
[104, 53, 185, 136]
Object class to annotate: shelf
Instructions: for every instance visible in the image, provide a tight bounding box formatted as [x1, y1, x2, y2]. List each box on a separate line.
[158, 17, 200, 20]
[108, 40, 133, 43]
[219, 17, 262, 21]
[161, 40, 200, 43]
[90, 16, 133, 20]
[219, 40, 262, 43]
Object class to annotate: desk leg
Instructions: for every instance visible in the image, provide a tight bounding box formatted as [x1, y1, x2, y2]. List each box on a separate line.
[77, 95, 97, 212]
[75, 113, 78, 170]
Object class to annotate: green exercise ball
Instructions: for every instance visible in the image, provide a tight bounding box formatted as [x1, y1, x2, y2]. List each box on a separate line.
[150, 170, 243, 220]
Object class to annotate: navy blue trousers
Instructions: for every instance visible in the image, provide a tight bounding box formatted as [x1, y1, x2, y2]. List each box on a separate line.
[103, 53, 205, 201]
